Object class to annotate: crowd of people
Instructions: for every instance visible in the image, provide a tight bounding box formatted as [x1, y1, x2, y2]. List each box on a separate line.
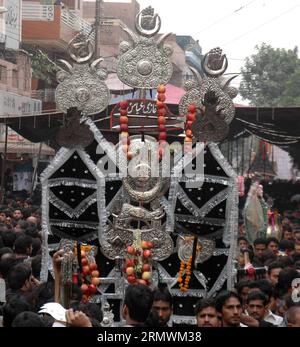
[0, 190, 300, 328]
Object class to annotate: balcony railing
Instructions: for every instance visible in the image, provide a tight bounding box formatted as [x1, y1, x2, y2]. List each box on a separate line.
[22, 5, 95, 41]
[61, 10, 95, 41]
[31, 89, 56, 103]
[22, 4, 55, 21]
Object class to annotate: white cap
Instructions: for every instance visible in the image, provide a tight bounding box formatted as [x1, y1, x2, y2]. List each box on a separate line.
[39, 302, 67, 322]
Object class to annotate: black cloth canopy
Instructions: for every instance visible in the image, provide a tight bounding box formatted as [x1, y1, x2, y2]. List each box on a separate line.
[2, 106, 300, 165]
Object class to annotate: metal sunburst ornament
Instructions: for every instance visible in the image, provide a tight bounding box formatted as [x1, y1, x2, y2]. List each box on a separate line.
[179, 47, 238, 142]
[55, 32, 110, 115]
[117, 6, 173, 89]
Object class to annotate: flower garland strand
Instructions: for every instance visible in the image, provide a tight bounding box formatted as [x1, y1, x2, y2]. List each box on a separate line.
[75, 245, 101, 303]
[184, 104, 196, 153]
[157, 84, 167, 160]
[119, 100, 133, 160]
[124, 240, 154, 286]
[177, 255, 192, 292]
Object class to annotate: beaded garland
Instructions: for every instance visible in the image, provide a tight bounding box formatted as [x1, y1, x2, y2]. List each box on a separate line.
[177, 255, 193, 292]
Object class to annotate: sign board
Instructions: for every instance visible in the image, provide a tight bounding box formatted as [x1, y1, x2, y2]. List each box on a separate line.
[4, 0, 21, 50]
[110, 99, 184, 132]
[0, 90, 42, 116]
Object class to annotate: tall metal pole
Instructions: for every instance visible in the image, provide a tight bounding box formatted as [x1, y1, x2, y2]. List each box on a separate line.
[0, 123, 8, 203]
[94, 0, 101, 58]
[30, 142, 43, 197]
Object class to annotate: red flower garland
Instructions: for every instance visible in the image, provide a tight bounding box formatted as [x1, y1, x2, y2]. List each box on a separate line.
[124, 240, 154, 286]
[157, 85, 167, 160]
[184, 104, 196, 152]
[119, 100, 133, 160]
[78, 248, 101, 303]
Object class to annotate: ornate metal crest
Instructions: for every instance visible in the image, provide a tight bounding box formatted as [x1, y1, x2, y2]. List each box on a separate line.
[117, 6, 173, 89]
[177, 236, 215, 264]
[179, 47, 238, 142]
[55, 33, 110, 115]
[99, 135, 173, 261]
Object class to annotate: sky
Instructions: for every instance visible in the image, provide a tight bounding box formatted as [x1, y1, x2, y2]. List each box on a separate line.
[134, 0, 300, 93]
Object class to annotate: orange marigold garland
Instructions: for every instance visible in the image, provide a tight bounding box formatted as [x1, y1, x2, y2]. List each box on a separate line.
[178, 255, 193, 292]
[184, 104, 196, 153]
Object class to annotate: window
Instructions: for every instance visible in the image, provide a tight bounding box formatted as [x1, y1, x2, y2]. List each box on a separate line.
[12, 69, 18, 88]
[0, 65, 7, 83]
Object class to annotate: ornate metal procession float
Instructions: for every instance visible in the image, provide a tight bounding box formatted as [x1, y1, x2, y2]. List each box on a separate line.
[40, 6, 239, 325]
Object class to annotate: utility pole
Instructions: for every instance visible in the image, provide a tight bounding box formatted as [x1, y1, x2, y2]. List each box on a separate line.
[94, 0, 101, 58]
[0, 123, 8, 203]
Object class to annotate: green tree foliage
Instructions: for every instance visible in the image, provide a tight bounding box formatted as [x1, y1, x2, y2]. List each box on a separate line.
[30, 49, 58, 87]
[280, 67, 300, 106]
[239, 43, 300, 106]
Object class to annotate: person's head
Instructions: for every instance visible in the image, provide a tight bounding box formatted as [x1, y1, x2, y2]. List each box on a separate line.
[31, 254, 42, 279]
[0, 255, 18, 279]
[293, 230, 300, 242]
[236, 280, 251, 308]
[277, 255, 294, 269]
[31, 281, 54, 313]
[24, 199, 33, 209]
[31, 237, 42, 256]
[237, 248, 254, 267]
[195, 298, 220, 327]
[77, 302, 103, 325]
[253, 238, 267, 258]
[295, 242, 300, 253]
[286, 306, 300, 327]
[5, 216, 12, 227]
[0, 246, 13, 260]
[266, 237, 279, 255]
[0, 210, 7, 223]
[257, 183, 263, 197]
[14, 234, 33, 256]
[248, 279, 274, 304]
[267, 262, 283, 285]
[238, 237, 249, 250]
[261, 249, 277, 266]
[122, 284, 153, 325]
[152, 287, 173, 327]
[246, 291, 268, 321]
[282, 225, 294, 241]
[2, 230, 17, 248]
[279, 240, 295, 256]
[14, 220, 28, 233]
[26, 216, 38, 226]
[215, 291, 242, 327]
[12, 311, 46, 327]
[277, 268, 300, 299]
[282, 218, 291, 227]
[31, 208, 41, 225]
[25, 225, 39, 238]
[2, 295, 31, 327]
[12, 208, 23, 221]
[7, 263, 33, 292]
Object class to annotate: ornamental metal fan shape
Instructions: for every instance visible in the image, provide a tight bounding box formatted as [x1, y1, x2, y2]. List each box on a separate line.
[117, 6, 173, 89]
[55, 33, 110, 115]
[179, 48, 238, 143]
